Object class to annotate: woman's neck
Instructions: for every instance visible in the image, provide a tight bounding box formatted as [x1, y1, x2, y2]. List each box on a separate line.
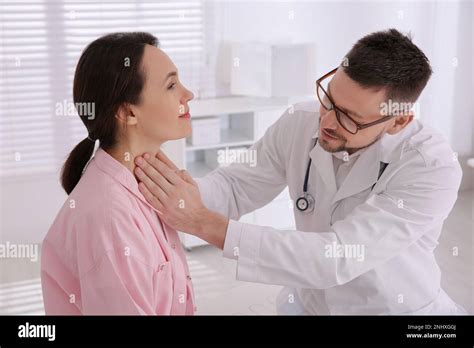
[106, 140, 163, 175]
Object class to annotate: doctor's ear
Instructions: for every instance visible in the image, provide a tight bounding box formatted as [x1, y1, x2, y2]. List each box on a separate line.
[386, 113, 414, 135]
[115, 103, 138, 126]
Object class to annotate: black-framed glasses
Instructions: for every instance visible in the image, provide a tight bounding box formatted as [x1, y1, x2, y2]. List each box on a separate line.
[316, 67, 393, 135]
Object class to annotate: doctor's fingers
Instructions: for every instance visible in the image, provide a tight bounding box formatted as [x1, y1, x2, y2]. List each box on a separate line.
[138, 181, 165, 213]
[135, 165, 172, 196]
[178, 169, 197, 186]
[156, 150, 180, 171]
[135, 156, 175, 193]
[141, 153, 183, 186]
[154, 151, 197, 187]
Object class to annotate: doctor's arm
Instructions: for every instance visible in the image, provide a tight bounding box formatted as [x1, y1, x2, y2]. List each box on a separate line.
[218, 158, 463, 289]
[135, 150, 461, 289]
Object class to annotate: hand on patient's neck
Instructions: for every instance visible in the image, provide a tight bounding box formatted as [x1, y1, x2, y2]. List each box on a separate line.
[106, 137, 163, 177]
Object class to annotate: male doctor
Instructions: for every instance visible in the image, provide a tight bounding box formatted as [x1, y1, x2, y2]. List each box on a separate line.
[133, 29, 466, 314]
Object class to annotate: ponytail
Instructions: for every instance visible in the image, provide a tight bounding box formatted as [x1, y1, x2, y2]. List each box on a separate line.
[60, 138, 96, 195]
[62, 32, 158, 195]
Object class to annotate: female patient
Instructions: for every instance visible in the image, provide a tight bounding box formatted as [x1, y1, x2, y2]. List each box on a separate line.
[41, 32, 195, 315]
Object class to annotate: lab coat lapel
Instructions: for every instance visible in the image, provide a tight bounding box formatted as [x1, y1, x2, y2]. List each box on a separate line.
[310, 141, 338, 199]
[331, 138, 382, 205]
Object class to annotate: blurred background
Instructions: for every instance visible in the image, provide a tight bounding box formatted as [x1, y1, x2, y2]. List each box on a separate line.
[0, 0, 472, 315]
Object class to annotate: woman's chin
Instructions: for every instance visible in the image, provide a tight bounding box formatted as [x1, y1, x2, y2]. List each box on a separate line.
[181, 124, 193, 138]
[165, 126, 192, 141]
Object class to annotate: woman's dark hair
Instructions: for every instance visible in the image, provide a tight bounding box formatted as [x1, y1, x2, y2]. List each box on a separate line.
[61, 32, 158, 195]
[343, 28, 432, 103]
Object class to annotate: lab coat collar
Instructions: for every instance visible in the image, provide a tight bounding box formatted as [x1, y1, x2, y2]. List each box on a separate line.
[309, 118, 419, 205]
[333, 147, 365, 161]
[93, 148, 164, 215]
[331, 136, 383, 204]
[310, 118, 414, 159]
[310, 122, 390, 205]
[309, 141, 338, 199]
[333, 120, 420, 202]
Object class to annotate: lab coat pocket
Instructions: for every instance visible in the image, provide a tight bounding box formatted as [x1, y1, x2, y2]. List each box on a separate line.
[152, 261, 173, 314]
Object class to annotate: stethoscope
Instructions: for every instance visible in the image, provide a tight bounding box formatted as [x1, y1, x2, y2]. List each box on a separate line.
[296, 137, 319, 213]
[295, 136, 389, 214]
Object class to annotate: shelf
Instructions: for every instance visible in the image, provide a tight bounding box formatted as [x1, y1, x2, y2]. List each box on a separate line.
[186, 128, 254, 151]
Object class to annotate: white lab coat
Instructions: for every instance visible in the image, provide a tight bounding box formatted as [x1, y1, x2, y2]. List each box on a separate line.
[196, 101, 466, 315]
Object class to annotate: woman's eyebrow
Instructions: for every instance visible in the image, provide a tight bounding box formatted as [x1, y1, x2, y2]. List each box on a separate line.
[162, 71, 177, 85]
[327, 81, 363, 119]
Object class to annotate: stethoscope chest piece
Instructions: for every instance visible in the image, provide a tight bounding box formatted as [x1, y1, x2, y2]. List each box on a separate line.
[296, 137, 319, 213]
[296, 192, 315, 213]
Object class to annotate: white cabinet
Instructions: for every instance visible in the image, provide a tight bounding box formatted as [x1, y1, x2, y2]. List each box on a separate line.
[230, 43, 317, 98]
[162, 96, 296, 249]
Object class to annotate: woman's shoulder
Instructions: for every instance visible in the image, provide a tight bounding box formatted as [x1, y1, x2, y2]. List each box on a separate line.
[45, 161, 159, 269]
[69, 157, 142, 209]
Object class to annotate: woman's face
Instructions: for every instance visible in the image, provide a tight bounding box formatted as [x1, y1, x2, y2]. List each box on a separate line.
[129, 45, 194, 144]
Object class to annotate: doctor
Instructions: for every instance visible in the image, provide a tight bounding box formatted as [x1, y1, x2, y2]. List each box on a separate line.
[133, 29, 466, 314]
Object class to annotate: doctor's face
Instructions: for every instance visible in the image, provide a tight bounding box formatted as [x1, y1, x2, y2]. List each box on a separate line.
[126, 45, 194, 143]
[318, 68, 396, 155]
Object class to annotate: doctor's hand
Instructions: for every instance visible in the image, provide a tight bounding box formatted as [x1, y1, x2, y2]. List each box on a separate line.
[134, 150, 229, 249]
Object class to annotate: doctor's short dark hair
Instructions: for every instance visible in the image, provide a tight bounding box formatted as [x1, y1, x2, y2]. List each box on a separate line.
[342, 28, 432, 103]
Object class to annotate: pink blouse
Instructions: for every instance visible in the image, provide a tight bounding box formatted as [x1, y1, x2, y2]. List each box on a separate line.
[41, 148, 195, 315]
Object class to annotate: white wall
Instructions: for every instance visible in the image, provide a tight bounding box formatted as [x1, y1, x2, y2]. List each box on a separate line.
[1, 0, 472, 244]
[213, 0, 473, 157]
[0, 176, 67, 244]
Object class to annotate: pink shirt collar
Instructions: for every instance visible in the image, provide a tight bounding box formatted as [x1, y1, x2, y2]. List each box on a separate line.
[92, 148, 162, 214]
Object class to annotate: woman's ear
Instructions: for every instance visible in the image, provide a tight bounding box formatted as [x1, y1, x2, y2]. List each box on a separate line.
[126, 113, 138, 126]
[115, 104, 138, 126]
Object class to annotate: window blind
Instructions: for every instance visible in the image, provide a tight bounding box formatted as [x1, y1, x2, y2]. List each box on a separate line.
[0, 0, 205, 178]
